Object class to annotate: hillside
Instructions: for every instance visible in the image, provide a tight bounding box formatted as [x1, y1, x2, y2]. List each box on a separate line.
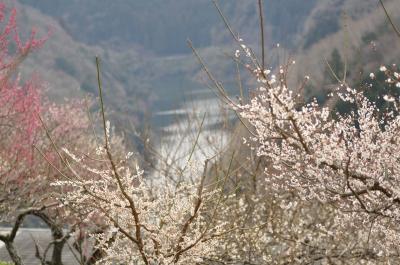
[290, 0, 400, 98]
[11, 1, 153, 130]
[17, 0, 318, 55]
[8, 0, 400, 138]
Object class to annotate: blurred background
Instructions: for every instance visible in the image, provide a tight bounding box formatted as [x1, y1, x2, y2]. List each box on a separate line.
[6, 0, 400, 148]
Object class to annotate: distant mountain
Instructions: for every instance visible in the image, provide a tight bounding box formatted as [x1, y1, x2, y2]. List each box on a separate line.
[18, 0, 319, 55]
[9, 0, 400, 139]
[290, 0, 400, 93]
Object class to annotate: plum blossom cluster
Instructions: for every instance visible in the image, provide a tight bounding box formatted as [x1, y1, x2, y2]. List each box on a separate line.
[378, 63, 400, 88]
[211, 192, 385, 264]
[0, 2, 47, 164]
[0, 5, 104, 265]
[52, 126, 234, 265]
[0, 2, 49, 220]
[4, 1, 400, 262]
[235, 59, 400, 257]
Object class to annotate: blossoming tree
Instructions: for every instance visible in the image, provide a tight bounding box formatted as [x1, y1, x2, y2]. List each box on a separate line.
[0, 5, 100, 265]
[232, 39, 400, 263]
[3, 0, 400, 264]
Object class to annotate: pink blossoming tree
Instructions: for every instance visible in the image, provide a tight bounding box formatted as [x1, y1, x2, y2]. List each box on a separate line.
[0, 5, 99, 265]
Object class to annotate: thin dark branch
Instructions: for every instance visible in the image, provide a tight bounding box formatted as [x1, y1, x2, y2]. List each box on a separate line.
[379, 0, 400, 39]
[258, 0, 265, 71]
[95, 57, 149, 265]
[95, 57, 109, 149]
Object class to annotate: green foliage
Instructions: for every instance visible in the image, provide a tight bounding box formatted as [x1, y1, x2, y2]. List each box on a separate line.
[0, 262, 13, 265]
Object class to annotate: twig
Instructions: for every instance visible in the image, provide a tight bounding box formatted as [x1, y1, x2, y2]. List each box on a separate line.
[379, 0, 400, 39]
[95, 57, 149, 265]
[181, 112, 206, 174]
[258, 0, 266, 71]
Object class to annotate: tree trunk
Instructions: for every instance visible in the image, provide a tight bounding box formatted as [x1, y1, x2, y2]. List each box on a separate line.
[5, 241, 24, 265]
[50, 225, 65, 265]
[50, 240, 65, 265]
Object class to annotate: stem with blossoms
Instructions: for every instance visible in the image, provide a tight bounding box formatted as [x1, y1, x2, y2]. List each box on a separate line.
[230, 36, 400, 259]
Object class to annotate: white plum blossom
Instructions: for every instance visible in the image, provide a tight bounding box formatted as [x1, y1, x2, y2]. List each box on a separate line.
[54, 143, 232, 264]
[235, 62, 400, 260]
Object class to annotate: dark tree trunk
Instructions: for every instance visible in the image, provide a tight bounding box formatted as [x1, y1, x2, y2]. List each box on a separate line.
[5, 241, 24, 265]
[50, 229, 65, 265]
